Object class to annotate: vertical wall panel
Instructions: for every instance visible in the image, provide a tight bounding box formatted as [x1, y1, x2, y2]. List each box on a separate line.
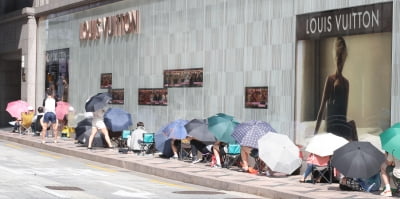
[39, 0, 399, 137]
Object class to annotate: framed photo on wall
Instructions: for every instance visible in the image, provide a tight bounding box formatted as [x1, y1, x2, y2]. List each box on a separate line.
[163, 68, 203, 88]
[138, 88, 168, 106]
[100, 73, 112, 89]
[111, 88, 124, 104]
[245, 87, 268, 109]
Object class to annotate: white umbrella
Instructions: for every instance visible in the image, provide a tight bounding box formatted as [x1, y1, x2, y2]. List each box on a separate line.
[305, 133, 349, 157]
[258, 133, 302, 174]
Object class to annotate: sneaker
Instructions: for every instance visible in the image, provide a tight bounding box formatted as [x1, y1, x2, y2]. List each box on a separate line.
[41, 140, 46, 144]
[170, 155, 178, 160]
[212, 164, 222, 168]
[381, 189, 392, 197]
[192, 158, 202, 164]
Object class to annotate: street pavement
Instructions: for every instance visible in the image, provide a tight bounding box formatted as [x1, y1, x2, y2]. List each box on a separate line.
[0, 128, 388, 199]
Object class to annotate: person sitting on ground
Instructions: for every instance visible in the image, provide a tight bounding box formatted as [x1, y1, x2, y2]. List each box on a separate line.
[186, 136, 212, 164]
[380, 151, 400, 196]
[170, 139, 180, 159]
[10, 117, 20, 133]
[32, 106, 44, 134]
[240, 146, 253, 172]
[128, 122, 147, 153]
[211, 141, 226, 168]
[299, 153, 330, 183]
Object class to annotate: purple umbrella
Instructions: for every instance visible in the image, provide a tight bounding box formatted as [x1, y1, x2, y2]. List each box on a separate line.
[232, 120, 276, 148]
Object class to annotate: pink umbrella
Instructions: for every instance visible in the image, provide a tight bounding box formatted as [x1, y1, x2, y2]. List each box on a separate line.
[6, 100, 30, 119]
[55, 101, 70, 120]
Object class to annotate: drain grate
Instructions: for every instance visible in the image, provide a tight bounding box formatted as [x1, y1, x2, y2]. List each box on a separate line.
[45, 186, 84, 191]
[173, 191, 225, 195]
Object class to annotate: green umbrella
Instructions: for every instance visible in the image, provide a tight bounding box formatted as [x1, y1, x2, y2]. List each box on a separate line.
[380, 123, 400, 159]
[207, 113, 239, 144]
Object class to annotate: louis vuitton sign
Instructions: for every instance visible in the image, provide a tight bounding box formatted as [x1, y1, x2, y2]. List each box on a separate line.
[296, 2, 392, 40]
[79, 10, 139, 40]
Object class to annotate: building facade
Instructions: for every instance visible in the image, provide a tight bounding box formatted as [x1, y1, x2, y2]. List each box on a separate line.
[0, 0, 399, 145]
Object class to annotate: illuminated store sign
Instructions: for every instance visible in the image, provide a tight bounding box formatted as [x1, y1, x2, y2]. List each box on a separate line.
[79, 10, 139, 40]
[296, 2, 392, 40]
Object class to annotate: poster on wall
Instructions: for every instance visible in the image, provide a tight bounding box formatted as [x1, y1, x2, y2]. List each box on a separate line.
[100, 73, 112, 89]
[295, 2, 392, 145]
[111, 89, 124, 104]
[138, 88, 168, 106]
[163, 68, 203, 88]
[245, 87, 268, 109]
[45, 48, 69, 102]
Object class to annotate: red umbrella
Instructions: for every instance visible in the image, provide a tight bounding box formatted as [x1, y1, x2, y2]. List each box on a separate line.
[55, 101, 70, 120]
[6, 100, 30, 119]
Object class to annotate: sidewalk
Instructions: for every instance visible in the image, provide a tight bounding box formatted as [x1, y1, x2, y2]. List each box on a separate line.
[0, 128, 383, 199]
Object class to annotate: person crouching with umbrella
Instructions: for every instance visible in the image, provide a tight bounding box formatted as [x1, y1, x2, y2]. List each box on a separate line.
[87, 107, 113, 149]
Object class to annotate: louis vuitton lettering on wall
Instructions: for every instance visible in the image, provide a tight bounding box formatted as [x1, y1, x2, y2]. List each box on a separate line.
[79, 10, 139, 40]
[296, 2, 392, 40]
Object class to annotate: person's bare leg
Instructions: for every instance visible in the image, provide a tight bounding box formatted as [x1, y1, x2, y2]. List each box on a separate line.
[100, 128, 113, 148]
[241, 146, 250, 171]
[87, 127, 97, 148]
[213, 142, 221, 166]
[41, 122, 48, 143]
[171, 139, 178, 158]
[53, 120, 59, 143]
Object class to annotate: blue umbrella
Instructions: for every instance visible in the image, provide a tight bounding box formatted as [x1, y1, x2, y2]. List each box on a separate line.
[85, 92, 112, 112]
[207, 113, 239, 144]
[154, 119, 188, 153]
[155, 131, 168, 153]
[104, 108, 133, 132]
[162, 119, 189, 139]
[232, 120, 276, 148]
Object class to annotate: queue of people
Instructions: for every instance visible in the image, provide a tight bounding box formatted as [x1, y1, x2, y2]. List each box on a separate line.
[6, 88, 400, 197]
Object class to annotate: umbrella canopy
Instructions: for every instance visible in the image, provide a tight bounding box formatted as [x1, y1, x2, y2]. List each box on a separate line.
[85, 92, 111, 112]
[104, 108, 133, 132]
[154, 131, 168, 153]
[380, 124, 400, 159]
[305, 133, 349, 157]
[154, 119, 188, 153]
[55, 101, 70, 120]
[258, 133, 302, 174]
[161, 119, 189, 139]
[331, 141, 385, 179]
[6, 100, 30, 119]
[232, 120, 276, 148]
[75, 118, 92, 142]
[185, 119, 216, 142]
[207, 113, 239, 144]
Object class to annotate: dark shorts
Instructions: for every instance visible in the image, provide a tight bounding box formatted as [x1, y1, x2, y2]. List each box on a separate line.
[43, 112, 56, 123]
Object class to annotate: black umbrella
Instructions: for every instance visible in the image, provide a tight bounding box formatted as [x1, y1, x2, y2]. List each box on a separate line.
[185, 119, 216, 143]
[331, 141, 385, 179]
[75, 118, 92, 144]
[85, 92, 111, 112]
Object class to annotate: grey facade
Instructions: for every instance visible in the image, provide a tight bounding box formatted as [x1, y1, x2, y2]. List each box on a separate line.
[0, 0, 399, 143]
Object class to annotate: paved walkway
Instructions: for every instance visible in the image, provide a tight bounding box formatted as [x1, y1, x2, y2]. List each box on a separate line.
[0, 128, 388, 199]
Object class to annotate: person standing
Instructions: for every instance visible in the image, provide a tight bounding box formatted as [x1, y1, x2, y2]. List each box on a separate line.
[87, 107, 113, 149]
[41, 89, 59, 144]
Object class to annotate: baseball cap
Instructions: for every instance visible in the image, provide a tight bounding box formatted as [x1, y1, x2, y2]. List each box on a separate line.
[27, 106, 34, 111]
[69, 106, 75, 112]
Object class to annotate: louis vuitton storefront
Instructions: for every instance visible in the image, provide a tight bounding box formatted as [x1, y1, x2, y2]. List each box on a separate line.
[2, 0, 398, 143]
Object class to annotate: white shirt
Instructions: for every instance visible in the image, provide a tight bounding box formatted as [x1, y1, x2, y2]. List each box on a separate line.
[129, 126, 146, 150]
[44, 97, 56, 113]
